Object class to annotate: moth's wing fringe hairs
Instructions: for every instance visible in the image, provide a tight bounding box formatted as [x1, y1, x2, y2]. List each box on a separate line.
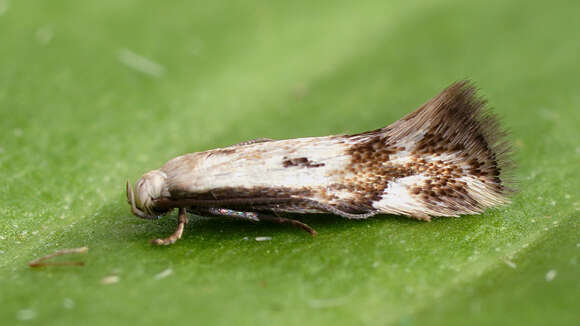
[395, 81, 511, 171]
[361, 80, 514, 217]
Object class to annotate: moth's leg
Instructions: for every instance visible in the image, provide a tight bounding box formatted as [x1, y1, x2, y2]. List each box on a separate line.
[150, 207, 189, 245]
[203, 208, 317, 236]
[303, 200, 379, 219]
[230, 138, 274, 147]
[255, 213, 318, 236]
[194, 208, 260, 222]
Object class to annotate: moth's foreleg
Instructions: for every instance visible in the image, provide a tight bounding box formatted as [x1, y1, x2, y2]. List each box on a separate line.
[202, 208, 317, 236]
[150, 207, 189, 245]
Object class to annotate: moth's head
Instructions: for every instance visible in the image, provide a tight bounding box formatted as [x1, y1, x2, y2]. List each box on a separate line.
[126, 170, 170, 219]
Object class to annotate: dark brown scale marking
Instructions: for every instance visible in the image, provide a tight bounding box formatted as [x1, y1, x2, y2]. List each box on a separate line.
[282, 157, 325, 168]
[339, 133, 416, 210]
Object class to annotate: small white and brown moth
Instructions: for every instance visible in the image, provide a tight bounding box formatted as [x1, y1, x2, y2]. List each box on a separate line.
[127, 81, 512, 245]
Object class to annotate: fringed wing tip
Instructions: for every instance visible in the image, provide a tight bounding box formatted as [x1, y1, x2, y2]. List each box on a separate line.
[376, 80, 514, 216]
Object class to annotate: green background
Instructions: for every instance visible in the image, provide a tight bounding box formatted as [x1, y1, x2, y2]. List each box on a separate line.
[1, 0, 578, 325]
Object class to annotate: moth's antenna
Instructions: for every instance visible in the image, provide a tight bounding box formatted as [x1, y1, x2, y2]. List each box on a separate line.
[126, 180, 155, 219]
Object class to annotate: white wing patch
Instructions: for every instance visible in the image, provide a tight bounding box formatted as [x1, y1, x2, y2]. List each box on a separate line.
[374, 174, 431, 218]
[163, 136, 352, 194]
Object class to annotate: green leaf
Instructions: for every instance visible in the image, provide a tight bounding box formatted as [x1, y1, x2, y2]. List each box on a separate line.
[1, 0, 578, 325]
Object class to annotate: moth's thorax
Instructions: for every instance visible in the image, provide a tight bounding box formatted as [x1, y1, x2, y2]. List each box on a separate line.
[134, 169, 169, 216]
[160, 151, 230, 194]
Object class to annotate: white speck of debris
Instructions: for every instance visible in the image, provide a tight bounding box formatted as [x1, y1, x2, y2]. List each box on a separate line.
[35, 26, 54, 45]
[118, 48, 166, 77]
[255, 236, 272, 242]
[550, 200, 556, 206]
[0, 0, 9, 16]
[16, 309, 36, 321]
[536, 196, 543, 201]
[577, 243, 580, 248]
[0, 235, 5, 240]
[153, 268, 173, 280]
[242, 236, 249, 240]
[100, 275, 120, 285]
[545, 269, 557, 282]
[502, 259, 517, 269]
[564, 194, 571, 199]
[372, 261, 380, 268]
[63, 298, 75, 309]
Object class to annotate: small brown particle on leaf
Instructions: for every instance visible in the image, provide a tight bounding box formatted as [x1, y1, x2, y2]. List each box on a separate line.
[28, 247, 88, 268]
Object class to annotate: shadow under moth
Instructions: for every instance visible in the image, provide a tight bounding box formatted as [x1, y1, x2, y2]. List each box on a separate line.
[126, 81, 512, 245]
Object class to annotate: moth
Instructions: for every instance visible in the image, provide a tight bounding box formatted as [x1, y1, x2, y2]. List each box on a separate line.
[126, 81, 512, 245]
